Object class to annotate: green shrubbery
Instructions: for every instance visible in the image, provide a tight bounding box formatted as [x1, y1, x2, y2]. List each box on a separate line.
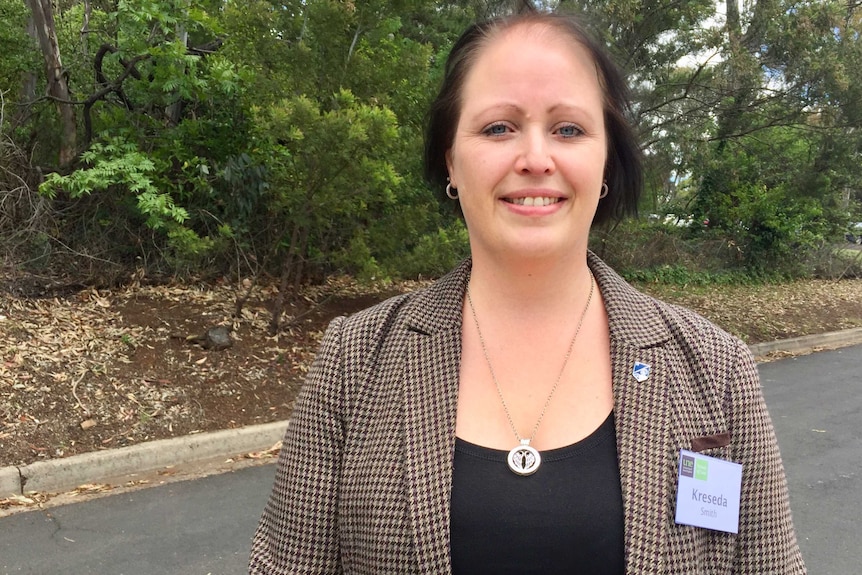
[592, 217, 856, 285]
[2, 0, 861, 295]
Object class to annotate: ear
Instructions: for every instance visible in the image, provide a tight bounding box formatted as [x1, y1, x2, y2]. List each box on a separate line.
[445, 148, 455, 187]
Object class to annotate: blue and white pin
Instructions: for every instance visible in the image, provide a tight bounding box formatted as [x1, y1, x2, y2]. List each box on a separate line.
[632, 361, 651, 382]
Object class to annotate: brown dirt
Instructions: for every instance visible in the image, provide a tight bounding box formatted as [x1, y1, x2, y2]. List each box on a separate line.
[1, 271, 861, 472]
[0, 273, 407, 469]
[638, 279, 862, 343]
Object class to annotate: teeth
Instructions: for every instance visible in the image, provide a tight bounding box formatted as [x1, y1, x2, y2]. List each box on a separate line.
[509, 197, 560, 206]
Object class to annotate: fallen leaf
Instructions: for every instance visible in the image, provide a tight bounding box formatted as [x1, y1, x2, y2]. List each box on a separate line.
[0, 494, 35, 506]
[71, 483, 112, 494]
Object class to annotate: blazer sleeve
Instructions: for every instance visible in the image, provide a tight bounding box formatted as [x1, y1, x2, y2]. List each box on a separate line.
[249, 316, 347, 574]
[729, 340, 806, 573]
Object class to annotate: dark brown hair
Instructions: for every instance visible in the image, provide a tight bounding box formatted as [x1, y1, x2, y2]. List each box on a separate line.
[423, 11, 642, 225]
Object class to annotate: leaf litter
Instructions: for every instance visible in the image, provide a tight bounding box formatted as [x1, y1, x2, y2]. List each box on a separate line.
[0, 271, 860, 506]
[0, 274, 405, 471]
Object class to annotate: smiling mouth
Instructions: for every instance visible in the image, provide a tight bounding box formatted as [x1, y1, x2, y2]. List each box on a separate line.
[504, 197, 562, 207]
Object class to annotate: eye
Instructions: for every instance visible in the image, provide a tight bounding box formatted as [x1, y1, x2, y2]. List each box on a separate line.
[482, 123, 511, 137]
[556, 124, 583, 138]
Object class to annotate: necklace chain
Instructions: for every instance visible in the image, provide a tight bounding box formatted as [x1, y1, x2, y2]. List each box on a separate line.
[465, 271, 595, 446]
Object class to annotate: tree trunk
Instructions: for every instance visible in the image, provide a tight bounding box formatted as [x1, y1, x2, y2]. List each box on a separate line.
[17, 15, 38, 126]
[269, 224, 302, 335]
[718, 0, 764, 142]
[26, 0, 77, 166]
[81, 0, 91, 57]
[718, 0, 745, 142]
[166, 22, 188, 125]
[291, 226, 310, 296]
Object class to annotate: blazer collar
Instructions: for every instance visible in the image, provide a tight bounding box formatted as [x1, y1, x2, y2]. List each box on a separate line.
[402, 259, 471, 336]
[402, 253, 674, 349]
[587, 251, 673, 351]
[588, 253, 674, 573]
[400, 263, 467, 574]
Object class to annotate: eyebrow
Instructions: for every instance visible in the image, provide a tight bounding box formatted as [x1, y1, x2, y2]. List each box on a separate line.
[473, 101, 595, 118]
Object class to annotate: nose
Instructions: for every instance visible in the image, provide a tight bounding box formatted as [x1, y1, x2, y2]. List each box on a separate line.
[515, 129, 555, 175]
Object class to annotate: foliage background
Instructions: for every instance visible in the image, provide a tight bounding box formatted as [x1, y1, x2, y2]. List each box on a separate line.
[1, 0, 861, 304]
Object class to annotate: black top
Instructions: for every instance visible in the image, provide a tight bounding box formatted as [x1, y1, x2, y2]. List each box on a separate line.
[450, 413, 625, 574]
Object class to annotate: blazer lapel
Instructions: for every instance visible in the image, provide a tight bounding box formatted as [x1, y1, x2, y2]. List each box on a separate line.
[611, 339, 671, 574]
[590, 253, 673, 574]
[401, 262, 469, 575]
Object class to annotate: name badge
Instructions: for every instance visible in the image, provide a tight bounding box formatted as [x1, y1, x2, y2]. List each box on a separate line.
[674, 449, 742, 534]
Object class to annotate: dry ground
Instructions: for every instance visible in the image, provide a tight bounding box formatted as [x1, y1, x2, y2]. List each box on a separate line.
[2, 269, 861, 474]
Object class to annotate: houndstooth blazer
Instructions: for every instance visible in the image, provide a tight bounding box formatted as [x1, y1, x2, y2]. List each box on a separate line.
[249, 253, 806, 574]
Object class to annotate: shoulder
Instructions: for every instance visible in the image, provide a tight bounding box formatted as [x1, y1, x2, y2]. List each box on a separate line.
[334, 259, 469, 348]
[588, 252, 752, 372]
[337, 291, 413, 344]
[653, 292, 747, 357]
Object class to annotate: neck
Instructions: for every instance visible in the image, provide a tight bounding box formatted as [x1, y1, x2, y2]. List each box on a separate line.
[468, 249, 594, 324]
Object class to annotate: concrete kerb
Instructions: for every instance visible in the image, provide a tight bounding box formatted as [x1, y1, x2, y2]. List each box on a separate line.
[748, 327, 862, 358]
[0, 466, 22, 498]
[2, 328, 862, 498]
[1, 420, 288, 497]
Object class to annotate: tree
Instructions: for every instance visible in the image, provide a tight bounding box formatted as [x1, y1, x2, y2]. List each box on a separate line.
[257, 91, 402, 331]
[5, 0, 861, 284]
[688, 1, 861, 271]
[25, 0, 77, 166]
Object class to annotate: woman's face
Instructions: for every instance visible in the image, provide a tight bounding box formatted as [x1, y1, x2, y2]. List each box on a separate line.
[446, 24, 608, 264]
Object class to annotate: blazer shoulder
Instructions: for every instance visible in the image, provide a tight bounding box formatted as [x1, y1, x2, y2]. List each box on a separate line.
[643, 292, 755, 383]
[656, 296, 746, 352]
[337, 291, 413, 348]
[590, 252, 748, 360]
[338, 260, 469, 345]
[648, 295, 759, 415]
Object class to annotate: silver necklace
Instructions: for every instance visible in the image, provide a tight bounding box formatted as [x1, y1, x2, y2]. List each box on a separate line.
[465, 271, 595, 476]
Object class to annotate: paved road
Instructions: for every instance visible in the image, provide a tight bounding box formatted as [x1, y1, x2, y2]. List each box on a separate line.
[1, 344, 860, 574]
[0, 465, 276, 574]
[759, 344, 862, 573]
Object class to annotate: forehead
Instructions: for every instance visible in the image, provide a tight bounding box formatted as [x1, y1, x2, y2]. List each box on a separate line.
[475, 22, 599, 82]
[457, 22, 605, 110]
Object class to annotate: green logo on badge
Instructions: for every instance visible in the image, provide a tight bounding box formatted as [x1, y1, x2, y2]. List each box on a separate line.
[695, 459, 709, 481]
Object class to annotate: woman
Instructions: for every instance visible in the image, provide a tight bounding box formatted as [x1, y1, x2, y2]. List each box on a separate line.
[249, 10, 806, 574]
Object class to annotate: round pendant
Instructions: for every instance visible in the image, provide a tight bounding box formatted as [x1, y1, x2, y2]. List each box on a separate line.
[507, 444, 541, 476]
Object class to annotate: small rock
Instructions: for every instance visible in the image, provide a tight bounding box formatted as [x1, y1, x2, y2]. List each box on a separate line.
[80, 419, 97, 430]
[203, 325, 233, 351]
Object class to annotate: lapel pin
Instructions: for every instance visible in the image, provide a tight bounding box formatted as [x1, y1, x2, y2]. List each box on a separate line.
[632, 361, 651, 382]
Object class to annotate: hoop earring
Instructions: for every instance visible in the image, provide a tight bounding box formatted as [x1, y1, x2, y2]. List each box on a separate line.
[446, 181, 459, 200]
[599, 182, 609, 199]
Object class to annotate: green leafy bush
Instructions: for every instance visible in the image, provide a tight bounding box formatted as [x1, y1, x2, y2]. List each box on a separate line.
[395, 220, 470, 279]
[40, 138, 189, 230]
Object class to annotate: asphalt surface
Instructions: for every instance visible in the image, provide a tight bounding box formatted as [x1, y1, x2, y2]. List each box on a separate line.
[759, 344, 862, 573]
[1, 343, 860, 574]
[0, 464, 275, 574]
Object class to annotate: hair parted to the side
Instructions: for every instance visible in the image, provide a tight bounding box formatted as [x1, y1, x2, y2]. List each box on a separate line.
[423, 9, 643, 226]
